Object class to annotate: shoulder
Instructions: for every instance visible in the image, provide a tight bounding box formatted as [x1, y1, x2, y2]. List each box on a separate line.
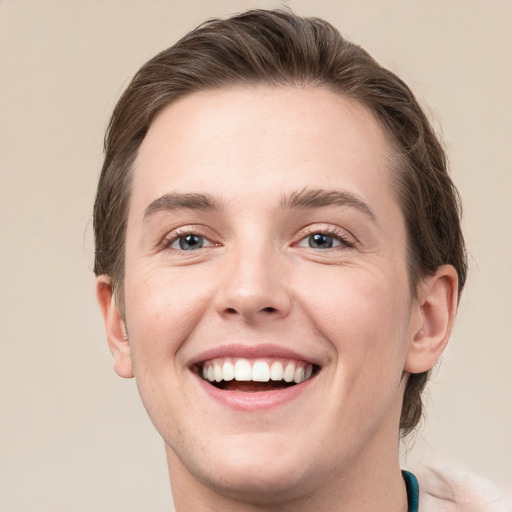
[415, 466, 511, 512]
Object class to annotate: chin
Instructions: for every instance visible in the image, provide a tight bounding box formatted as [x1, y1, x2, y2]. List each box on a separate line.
[168, 433, 325, 504]
[200, 459, 317, 505]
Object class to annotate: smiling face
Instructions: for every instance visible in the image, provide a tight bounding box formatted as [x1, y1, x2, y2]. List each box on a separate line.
[98, 86, 446, 508]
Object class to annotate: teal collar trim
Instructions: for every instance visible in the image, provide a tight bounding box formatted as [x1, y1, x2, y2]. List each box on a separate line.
[402, 470, 419, 512]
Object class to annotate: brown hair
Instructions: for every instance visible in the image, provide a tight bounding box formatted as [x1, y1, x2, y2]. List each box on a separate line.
[93, 9, 467, 435]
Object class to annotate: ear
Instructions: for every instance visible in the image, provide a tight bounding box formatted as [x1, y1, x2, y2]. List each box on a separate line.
[96, 276, 134, 378]
[405, 265, 459, 374]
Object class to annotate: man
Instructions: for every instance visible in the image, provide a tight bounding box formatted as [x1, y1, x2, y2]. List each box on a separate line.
[94, 9, 503, 512]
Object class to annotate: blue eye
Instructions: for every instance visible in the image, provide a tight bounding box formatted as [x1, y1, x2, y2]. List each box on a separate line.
[297, 231, 351, 250]
[172, 234, 206, 251]
[308, 233, 336, 249]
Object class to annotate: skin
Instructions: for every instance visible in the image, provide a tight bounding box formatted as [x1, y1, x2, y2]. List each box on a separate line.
[97, 86, 458, 511]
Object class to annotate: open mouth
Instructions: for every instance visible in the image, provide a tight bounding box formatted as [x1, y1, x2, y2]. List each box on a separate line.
[194, 357, 320, 393]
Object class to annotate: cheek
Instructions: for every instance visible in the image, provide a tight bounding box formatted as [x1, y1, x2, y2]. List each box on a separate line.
[122, 269, 217, 433]
[287, 264, 413, 444]
[123, 266, 215, 370]
[293, 263, 412, 369]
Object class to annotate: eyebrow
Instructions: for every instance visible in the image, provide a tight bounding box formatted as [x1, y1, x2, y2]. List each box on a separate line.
[143, 192, 223, 221]
[143, 188, 375, 221]
[280, 188, 376, 220]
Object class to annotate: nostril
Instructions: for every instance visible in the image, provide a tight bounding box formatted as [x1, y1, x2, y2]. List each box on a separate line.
[225, 307, 275, 314]
[221, 305, 283, 318]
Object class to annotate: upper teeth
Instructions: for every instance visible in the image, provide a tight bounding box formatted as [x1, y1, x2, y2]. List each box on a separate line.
[201, 358, 314, 385]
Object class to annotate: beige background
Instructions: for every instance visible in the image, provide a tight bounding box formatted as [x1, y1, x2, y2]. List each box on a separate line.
[1, 0, 511, 510]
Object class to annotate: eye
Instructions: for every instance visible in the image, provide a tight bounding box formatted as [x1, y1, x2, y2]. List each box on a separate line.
[308, 233, 337, 249]
[296, 230, 354, 250]
[168, 233, 214, 251]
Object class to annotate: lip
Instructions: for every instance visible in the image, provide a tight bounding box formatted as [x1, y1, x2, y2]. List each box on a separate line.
[192, 370, 317, 411]
[188, 343, 321, 411]
[188, 343, 321, 366]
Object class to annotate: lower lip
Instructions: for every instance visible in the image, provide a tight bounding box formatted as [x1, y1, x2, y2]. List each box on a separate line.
[193, 373, 315, 411]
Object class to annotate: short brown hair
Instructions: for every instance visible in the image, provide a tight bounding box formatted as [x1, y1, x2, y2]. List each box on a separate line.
[93, 9, 467, 435]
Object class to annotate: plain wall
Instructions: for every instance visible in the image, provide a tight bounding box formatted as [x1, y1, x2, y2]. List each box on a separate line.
[1, 1, 511, 510]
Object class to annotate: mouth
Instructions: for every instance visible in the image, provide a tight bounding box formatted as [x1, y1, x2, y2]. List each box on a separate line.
[193, 357, 321, 393]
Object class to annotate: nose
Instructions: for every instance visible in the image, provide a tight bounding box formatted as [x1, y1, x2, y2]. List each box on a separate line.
[214, 244, 292, 323]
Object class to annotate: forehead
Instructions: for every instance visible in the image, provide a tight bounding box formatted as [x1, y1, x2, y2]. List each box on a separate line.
[131, 86, 396, 214]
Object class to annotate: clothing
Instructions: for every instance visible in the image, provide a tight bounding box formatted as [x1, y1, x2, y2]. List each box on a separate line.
[409, 466, 510, 512]
[403, 470, 419, 512]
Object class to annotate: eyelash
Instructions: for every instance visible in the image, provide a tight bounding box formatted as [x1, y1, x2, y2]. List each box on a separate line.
[296, 226, 355, 250]
[161, 227, 217, 252]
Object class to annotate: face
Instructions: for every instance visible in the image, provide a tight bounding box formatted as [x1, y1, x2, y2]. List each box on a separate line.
[110, 86, 425, 501]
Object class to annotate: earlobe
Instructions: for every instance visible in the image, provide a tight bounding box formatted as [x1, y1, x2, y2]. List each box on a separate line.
[96, 276, 134, 379]
[405, 265, 459, 374]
